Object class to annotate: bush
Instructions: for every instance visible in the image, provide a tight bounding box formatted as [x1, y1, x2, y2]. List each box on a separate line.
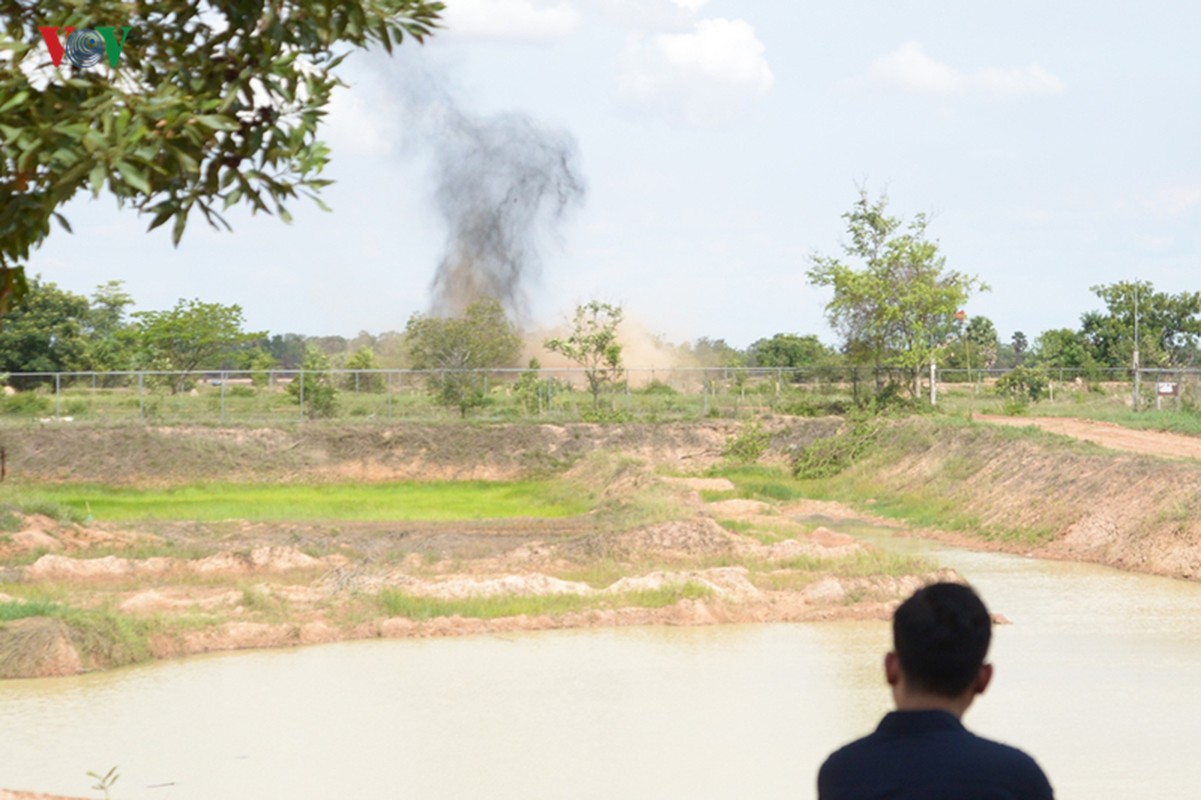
[995, 366, 1048, 414]
[287, 347, 339, 419]
[792, 418, 883, 479]
[639, 379, 677, 396]
[724, 421, 771, 464]
[0, 392, 52, 417]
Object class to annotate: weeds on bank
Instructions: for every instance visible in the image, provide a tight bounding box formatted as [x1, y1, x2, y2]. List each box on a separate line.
[375, 581, 714, 620]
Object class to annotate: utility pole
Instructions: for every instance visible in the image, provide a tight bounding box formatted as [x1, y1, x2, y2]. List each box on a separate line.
[1132, 285, 1141, 412]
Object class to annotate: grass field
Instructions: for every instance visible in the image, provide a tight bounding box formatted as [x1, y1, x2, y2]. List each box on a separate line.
[5, 480, 591, 523]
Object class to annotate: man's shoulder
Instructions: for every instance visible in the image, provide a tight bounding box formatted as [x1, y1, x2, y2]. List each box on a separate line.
[819, 715, 1053, 800]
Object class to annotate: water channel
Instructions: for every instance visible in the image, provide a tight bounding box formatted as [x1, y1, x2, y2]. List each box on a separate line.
[2, 519, 1200, 799]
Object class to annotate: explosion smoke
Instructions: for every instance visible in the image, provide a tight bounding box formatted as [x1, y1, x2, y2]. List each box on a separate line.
[399, 66, 586, 319]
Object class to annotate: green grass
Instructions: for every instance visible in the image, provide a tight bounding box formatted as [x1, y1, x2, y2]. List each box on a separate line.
[7, 480, 591, 523]
[376, 582, 714, 620]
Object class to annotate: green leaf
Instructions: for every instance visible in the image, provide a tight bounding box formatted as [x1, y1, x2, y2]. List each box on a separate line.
[0, 91, 29, 113]
[147, 204, 175, 232]
[172, 210, 188, 246]
[115, 161, 151, 194]
[194, 114, 239, 132]
[89, 163, 105, 195]
[52, 213, 73, 233]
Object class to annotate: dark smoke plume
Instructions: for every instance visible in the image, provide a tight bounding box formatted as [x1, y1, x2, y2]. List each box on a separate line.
[397, 64, 586, 319]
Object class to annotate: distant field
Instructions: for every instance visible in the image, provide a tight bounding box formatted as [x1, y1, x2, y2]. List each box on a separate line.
[8, 480, 590, 523]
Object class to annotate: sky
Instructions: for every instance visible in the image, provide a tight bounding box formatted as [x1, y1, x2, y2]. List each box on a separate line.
[28, 0, 1201, 350]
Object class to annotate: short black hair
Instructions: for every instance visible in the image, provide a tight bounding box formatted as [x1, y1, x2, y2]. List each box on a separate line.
[893, 582, 992, 697]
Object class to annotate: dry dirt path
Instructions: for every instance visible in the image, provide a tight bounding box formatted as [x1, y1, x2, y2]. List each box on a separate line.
[976, 414, 1201, 460]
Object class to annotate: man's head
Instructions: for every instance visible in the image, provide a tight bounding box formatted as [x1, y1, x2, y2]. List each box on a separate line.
[886, 582, 993, 712]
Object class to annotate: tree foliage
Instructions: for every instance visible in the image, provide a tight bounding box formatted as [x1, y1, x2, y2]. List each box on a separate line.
[1081, 281, 1201, 368]
[405, 297, 522, 416]
[0, 0, 443, 315]
[807, 189, 984, 396]
[287, 345, 337, 418]
[544, 301, 624, 408]
[747, 333, 835, 369]
[0, 277, 90, 384]
[133, 298, 260, 391]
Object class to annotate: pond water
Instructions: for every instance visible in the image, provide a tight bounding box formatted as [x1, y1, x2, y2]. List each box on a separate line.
[2, 521, 1200, 799]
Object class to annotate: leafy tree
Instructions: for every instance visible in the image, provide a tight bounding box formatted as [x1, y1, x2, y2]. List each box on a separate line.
[265, 333, 307, 370]
[1011, 331, 1028, 365]
[345, 346, 382, 392]
[245, 349, 279, 389]
[807, 189, 984, 397]
[1032, 328, 1101, 377]
[0, 277, 89, 385]
[84, 280, 136, 372]
[1081, 281, 1201, 368]
[287, 345, 338, 418]
[544, 301, 624, 408]
[944, 315, 999, 371]
[0, 0, 443, 316]
[683, 337, 744, 368]
[747, 333, 835, 369]
[405, 297, 522, 417]
[133, 298, 261, 391]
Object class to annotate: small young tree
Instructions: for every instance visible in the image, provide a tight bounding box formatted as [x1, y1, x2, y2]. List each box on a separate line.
[345, 346, 383, 392]
[545, 301, 624, 408]
[405, 297, 522, 417]
[287, 346, 338, 418]
[133, 298, 261, 392]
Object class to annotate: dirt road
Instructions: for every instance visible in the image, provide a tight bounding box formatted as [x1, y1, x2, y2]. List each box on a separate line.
[976, 414, 1201, 459]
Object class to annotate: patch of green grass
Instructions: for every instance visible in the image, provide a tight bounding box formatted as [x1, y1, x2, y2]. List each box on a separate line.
[376, 581, 714, 620]
[10, 480, 591, 523]
[0, 598, 64, 621]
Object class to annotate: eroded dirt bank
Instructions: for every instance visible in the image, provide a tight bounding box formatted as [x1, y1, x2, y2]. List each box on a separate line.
[835, 417, 1201, 580]
[0, 419, 837, 483]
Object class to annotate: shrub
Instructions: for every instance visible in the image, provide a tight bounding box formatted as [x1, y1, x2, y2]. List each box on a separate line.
[0, 392, 52, 417]
[724, 421, 772, 464]
[995, 365, 1048, 413]
[792, 418, 883, 479]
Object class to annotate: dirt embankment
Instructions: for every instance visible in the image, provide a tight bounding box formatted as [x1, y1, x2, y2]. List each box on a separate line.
[0, 418, 839, 484]
[843, 418, 1201, 580]
[0, 422, 938, 680]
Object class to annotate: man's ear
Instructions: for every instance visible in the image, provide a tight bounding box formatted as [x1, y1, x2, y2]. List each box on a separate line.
[885, 651, 901, 687]
[973, 663, 993, 696]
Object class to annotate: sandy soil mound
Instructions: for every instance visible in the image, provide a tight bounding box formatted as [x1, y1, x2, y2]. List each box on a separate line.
[606, 566, 763, 601]
[610, 518, 736, 558]
[0, 618, 82, 678]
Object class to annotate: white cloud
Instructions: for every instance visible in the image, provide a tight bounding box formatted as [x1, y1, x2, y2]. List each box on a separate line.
[1142, 185, 1201, 215]
[867, 41, 1064, 97]
[619, 17, 774, 126]
[671, 0, 709, 11]
[440, 0, 582, 42]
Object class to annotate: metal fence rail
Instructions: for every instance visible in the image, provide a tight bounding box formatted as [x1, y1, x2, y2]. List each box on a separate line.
[0, 365, 1188, 423]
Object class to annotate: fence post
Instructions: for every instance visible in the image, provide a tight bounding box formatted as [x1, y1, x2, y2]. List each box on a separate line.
[299, 369, 305, 421]
[138, 371, 144, 419]
[54, 373, 61, 417]
[387, 371, 393, 418]
[219, 371, 227, 422]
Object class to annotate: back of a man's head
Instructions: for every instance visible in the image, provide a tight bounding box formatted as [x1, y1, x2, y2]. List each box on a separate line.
[893, 582, 992, 698]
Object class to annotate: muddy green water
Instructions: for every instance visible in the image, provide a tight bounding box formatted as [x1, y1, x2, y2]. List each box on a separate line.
[3, 521, 1201, 799]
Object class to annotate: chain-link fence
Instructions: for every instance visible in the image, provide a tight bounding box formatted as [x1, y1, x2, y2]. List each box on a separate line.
[0, 365, 1188, 424]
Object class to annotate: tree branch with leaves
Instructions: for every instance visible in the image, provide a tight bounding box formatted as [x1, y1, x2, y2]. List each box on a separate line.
[0, 0, 443, 315]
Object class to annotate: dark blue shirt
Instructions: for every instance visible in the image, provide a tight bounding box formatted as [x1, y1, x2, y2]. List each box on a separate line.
[818, 710, 1054, 800]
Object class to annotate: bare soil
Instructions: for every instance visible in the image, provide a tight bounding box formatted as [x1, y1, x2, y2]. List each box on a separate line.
[977, 414, 1201, 459]
[0, 433, 942, 682]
